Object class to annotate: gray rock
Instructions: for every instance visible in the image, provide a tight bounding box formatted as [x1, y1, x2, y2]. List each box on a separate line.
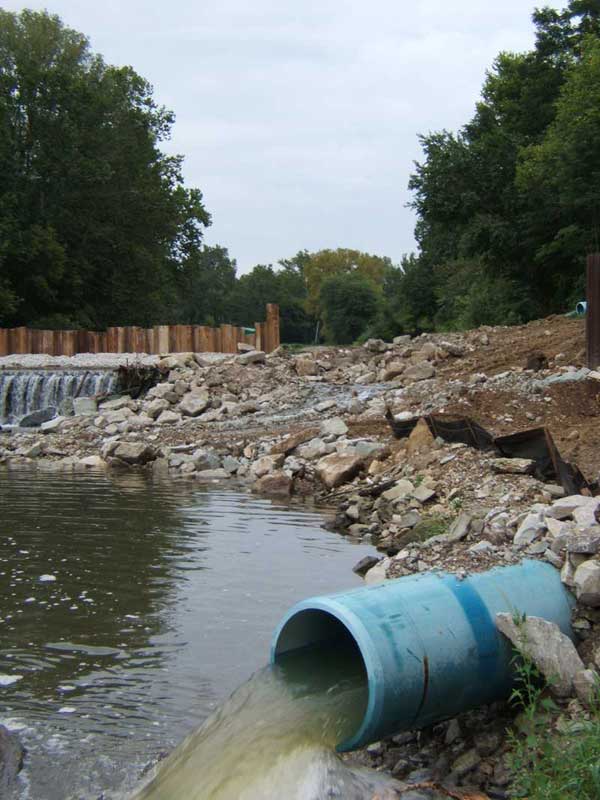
[179, 391, 210, 417]
[468, 540, 495, 554]
[156, 409, 181, 425]
[196, 468, 230, 481]
[222, 456, 241, 474]
[252, 470, 293, 496]
[514, 513, 546, 547]
[237, 350, 266, 365]
[574, 560, 600, 607]
[568, 528, 600, 555]
[446, 513, 472, 542]
[364, 558, 390, 585]
[98, 395, 133, 411]
[40, 417, 66, 433]
[251, 454, 285, 478]
[393, 335, 411, 346]
[382, 479, 415, 503]
[392, 511, 421, 529]
[113, 442, 157, 466]
[73, 397, 98, 416]
[412, 484, 437, 504]
[496, 613, 584, 697]
[192, 449, 221, 470]
[403, 362, 435, 382]
[573, 668, 599, 707]
[352, 556, 381, 577]
[145, 398, 170, 420]
[364, 338, 391, 353]
[20, 406, 57, 427]
[294, 357, 319, 376]
[20, 440, 44, 458]
[320, 417, 348, 437]
[451, 748, 481, 778]
[491, 457, 535, 475]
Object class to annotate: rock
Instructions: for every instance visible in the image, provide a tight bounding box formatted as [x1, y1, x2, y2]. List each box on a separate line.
[393, 335, 411, 346]
[148, 382, 178, 401]
[0, 725, 24, 795]
[179, 391, 210, 417]
[316, 453, 363, 489]
[403, 362, 435, 382]
[73, 397, 98, 415]
[40, 415, 66, 433]
[222, 456, 241, 474]
[315, 400, 337, 413]
[383, 363, 405, 381]
[382, 479, 415, 503]
[320, 417, 348, 437]
[468, 540, 495, 554]
[446, 513, 472, 542]
[451, 748, 481, 778]
[574, 560, 600, 607]
[98, 396, 133, 411]
[156, 409, 181, 425]
[364, 338, 391, 353]
[20, 406, 57, 427]
[252, 470, 293, 496]
[297, 438, 329, 460]
[21, 440, 44, 458]
[237, 342, 254, 353]
[158, 353, 194, 370]
[270, 428, 319, 455]
[192, 449, 221, 470]
[294, 357, 319, 376]
[573, 502, 600, 527]
[238, 350, 266, 365]
[568, 529, 600, 555]
[514, 513, 546, 547]
[145, 398, 170, 419]
[352, 555, 381, 576]
[251, 454, 285, 478]
[547, 494, 598, 520]
[496, 613, 584, 697]
[392, 511, 421, 529]
[573, 669, 598, 707]
[78, 455, 106, 469]
[406, 418, 435, 456]
[364, 559, 390, 585]
[196, 468, 230, 481]
[113, 442, 157, 466]
[412, 484, 437, 504]
[491, 457, 535, 475]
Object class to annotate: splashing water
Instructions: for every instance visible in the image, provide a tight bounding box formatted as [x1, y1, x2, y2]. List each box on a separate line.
[130, 642, 400, 800]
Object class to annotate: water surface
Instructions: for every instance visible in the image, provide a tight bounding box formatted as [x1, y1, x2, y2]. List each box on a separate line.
[0, 469, 374, 799]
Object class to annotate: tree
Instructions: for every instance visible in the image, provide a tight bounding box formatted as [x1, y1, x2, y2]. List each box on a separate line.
[0, 9, 211, 328]
[318, 272, 379, 344]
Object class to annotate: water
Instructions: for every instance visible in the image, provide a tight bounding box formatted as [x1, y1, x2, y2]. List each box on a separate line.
[0, 370, 117, 424]
[0, 469, 377, 799]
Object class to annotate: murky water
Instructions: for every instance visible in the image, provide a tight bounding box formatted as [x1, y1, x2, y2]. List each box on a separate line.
[0, 469, 376, 799]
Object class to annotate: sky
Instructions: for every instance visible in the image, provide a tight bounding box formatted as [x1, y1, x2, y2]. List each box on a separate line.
[4, 0, 563, 273]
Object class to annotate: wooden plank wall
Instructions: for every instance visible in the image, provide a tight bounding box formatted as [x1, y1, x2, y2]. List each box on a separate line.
[0, 306, 280, 357]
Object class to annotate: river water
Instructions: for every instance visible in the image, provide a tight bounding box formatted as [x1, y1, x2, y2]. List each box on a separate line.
[0, 469, 377, 799]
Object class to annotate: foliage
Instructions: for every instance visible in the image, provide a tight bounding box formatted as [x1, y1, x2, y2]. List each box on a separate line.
[506, 612, 600, 800]
[318, 271, 379, 344]
[0, 9, 210, 328]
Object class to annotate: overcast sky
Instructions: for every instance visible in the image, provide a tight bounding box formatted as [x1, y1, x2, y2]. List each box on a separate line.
[4, 0, 562, 272]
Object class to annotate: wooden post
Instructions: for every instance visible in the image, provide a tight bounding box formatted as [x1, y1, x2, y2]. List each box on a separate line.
[265, 303, 280, 353]
[587, 253, 600, 369]
[0, 328, 8, 356]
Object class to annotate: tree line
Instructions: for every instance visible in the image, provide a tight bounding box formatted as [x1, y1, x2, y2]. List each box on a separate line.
[1, 3, 599, 344]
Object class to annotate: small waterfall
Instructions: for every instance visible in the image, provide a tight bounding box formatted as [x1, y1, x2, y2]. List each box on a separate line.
[0, 369, 118, 425]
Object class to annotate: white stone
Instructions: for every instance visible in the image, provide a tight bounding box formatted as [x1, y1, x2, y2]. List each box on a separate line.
[382, 479, 415, 503]
[574, 560, 600, 607]
[320, 417, 348, 437]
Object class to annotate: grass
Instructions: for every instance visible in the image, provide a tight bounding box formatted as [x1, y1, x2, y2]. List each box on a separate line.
[507, 613, 600, 799]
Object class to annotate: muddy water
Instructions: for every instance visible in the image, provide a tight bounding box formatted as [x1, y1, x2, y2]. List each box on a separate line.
[0, 469, 375, 799]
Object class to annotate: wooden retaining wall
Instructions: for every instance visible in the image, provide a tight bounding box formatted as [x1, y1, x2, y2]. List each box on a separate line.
[0, 304, 280, 356]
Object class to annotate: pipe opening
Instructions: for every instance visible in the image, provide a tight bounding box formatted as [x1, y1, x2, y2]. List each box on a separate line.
[272, 609, 370, 751]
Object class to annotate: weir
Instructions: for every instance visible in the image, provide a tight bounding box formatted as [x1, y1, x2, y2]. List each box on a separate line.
[0, 369, 118, 425]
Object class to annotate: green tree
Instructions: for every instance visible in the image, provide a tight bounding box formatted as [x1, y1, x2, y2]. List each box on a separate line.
[318, 272, 379, 344]
[0, 9, 210, 328]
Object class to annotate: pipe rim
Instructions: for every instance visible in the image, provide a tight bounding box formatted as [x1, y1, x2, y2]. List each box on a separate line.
[270, 597, 385, 751]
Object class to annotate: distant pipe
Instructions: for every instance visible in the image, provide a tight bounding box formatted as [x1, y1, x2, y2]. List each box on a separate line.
[577, 300, 587, 315]
[271, 560, 574, 752]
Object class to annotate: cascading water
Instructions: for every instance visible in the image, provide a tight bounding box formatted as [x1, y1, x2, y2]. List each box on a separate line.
[130, 641, 403, 800]
[0, 369, 118, 425]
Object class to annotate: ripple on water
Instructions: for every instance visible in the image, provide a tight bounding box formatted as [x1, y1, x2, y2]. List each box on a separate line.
[0, 469, 374, 799]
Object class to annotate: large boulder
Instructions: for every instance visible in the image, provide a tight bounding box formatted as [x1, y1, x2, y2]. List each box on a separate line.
[238, 350, 266, 366]
[145, 398, 170, 420]
[403, 362, 435, 382]
[113, 442, 157, 466]
[251, 453, 285, 478]
[252, 470, 293, 496]
[320, 417, 348, 437]
[20, 407, 57, 427]
[496, 613, 584, 697]
[179, 391, 210, 417]
[294, 357, 319, 376]
[316, 453, 363, 489]
[73, 397, 98, 416]
[574, 560, 600, 607]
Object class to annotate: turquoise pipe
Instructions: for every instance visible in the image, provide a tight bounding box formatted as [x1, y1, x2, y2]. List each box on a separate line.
[271, 560, 574, 751]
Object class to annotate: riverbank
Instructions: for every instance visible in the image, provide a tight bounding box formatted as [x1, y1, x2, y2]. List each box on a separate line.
[2, 313, 600, 798]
